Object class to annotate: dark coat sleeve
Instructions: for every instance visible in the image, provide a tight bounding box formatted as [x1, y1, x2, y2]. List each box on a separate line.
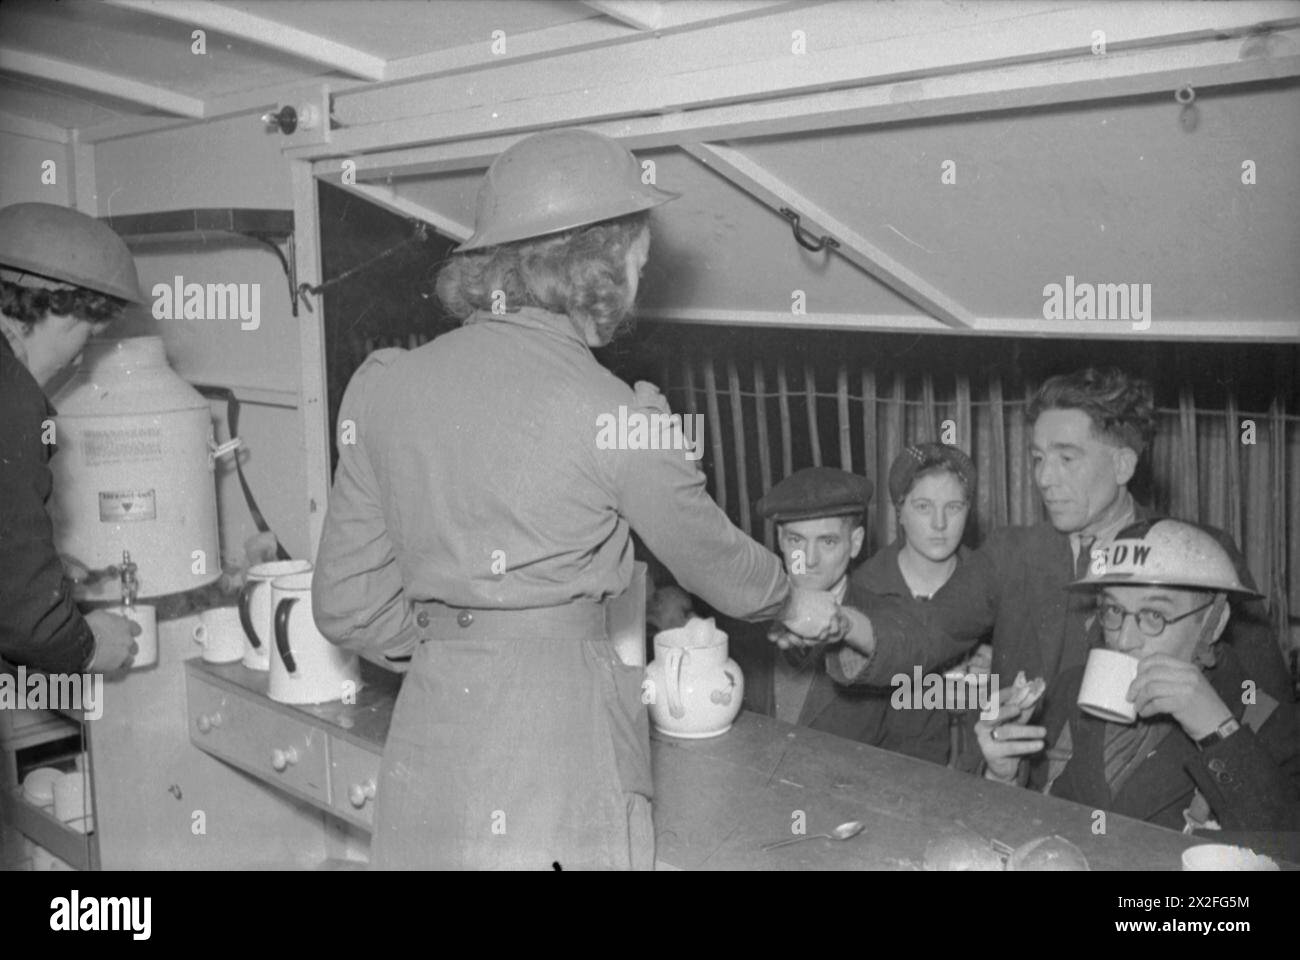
[0, 361, 95, 674]
[827, 535, 1004, 688]
[1186, 699, 1300, 832]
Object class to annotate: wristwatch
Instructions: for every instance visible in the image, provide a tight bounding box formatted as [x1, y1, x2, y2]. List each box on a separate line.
[1195, 716, 1241, 750]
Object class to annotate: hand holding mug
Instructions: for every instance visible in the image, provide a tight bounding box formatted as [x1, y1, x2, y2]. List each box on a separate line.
[777, 587, 843, 642]
[1128, 652, 1232, 741]
[85, 609, 141, 676]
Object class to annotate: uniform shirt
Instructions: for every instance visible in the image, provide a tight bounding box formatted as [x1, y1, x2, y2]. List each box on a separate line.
[313, 307, 789, 653]
[0, 333, 95, 673]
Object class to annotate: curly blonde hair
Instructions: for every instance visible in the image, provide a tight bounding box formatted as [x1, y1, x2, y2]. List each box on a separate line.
[435, 212, 650, 345]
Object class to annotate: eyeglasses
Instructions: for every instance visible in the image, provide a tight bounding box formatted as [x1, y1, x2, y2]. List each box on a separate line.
[1098, 599, 1215, 638]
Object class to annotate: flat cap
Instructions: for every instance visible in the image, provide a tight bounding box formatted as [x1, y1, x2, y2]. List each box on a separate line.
[756, 467, 873, 523]
[888, 442, 976, 504]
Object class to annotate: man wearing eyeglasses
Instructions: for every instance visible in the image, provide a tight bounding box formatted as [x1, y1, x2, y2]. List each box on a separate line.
[977, 519, 1300, 848]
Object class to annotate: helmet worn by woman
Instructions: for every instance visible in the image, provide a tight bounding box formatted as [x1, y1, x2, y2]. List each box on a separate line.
[456, 128, 679, 251]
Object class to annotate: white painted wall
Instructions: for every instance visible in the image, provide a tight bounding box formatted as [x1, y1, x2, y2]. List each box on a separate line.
[94, 115, 312, 564]
[0, 131, 71, 207]
[91, 115, 291, 215]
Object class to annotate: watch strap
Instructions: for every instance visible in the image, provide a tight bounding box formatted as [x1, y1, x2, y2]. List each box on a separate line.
[1196, 716, 1241, 749]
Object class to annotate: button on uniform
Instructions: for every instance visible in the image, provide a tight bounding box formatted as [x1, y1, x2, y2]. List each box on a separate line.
[457, 610, 474, 628]
[416, 611, 430, 628]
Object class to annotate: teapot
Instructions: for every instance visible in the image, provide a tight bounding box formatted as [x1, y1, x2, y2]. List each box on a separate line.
[643, 617, 743, 738]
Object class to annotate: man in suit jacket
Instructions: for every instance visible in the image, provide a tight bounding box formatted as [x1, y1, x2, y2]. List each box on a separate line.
[977, 520, 1300, 860]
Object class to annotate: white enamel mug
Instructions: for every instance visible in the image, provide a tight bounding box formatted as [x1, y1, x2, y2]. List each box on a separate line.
[109, 603, 157, 670]
[192, 606, 245, 663]
[1077, 648, 1139, 724]
[238, 560, 312, 670]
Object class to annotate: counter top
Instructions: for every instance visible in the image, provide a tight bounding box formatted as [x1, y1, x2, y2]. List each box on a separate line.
[190, 657, 400, 752]
[186, 658, 1294, 870]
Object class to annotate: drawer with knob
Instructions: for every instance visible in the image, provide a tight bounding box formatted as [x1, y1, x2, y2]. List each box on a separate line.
[328, 737, 381, 829]
[186, 674, 330, 806]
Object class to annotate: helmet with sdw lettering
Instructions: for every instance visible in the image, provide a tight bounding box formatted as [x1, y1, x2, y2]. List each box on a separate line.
[0, 202, 144, 304]
[455, 128, 679, 252]
[1068, 518, 1261, 597]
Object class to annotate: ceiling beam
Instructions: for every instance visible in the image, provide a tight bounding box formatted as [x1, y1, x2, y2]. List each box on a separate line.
[301, 0, 1300, 162]
[583, 1, 665, 31]
[315, 26, 1300, 180]
[635, 309, 1300, 343]
[345, 0, 809, 112]
[0, 47, 207, 118]
[103, 0, 389, 81]
[680, 142, 974, 330]
[0, 109, 70, 143]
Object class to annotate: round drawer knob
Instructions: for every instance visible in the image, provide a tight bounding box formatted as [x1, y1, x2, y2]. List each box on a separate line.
[196, 714, 211, 734]
[271, 746, 300, 771]
[348, 779, 377, 808]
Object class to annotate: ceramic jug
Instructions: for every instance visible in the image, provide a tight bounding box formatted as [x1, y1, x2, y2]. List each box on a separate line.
[239, 559, 312, 670]
[643, 617, 743, 738]
[269, 570, 361, 705]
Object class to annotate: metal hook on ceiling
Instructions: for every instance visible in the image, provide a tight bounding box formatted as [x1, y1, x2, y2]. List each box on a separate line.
[779, 208, 840, 254]
[1175, 83, 1199, 132]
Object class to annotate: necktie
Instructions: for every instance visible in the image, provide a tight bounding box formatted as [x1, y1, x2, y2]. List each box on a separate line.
[1102, 719, 1176, 797]
[1074, 535, 1095, 582]
[1057, 535, 1096, 676]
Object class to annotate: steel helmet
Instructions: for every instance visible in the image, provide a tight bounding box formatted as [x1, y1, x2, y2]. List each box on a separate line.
[455, 128, 679, 252]
[1068, 518, 1261, 597]
[0, 202, 144, 304]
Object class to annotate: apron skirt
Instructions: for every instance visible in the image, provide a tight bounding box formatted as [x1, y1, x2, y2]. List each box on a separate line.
[370, 600, 654, 870]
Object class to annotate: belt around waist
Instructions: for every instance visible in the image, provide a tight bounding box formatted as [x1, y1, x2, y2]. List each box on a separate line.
[411, 598, 607, 638]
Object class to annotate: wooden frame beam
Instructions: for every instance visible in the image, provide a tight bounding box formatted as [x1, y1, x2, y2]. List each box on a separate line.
[104, 0, 389, 81]
[634, 308, 1300, 343]
[289, 159, 332, 557]
[300, 1, 1300, 161]
[313, 25, 1300, 180]
[0, 47, 207, 118]
[583, 1, 666, 32]
[680, 142, 973, 329]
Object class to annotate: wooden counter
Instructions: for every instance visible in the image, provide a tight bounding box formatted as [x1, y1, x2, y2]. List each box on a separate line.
[185, 658, 1294, 870]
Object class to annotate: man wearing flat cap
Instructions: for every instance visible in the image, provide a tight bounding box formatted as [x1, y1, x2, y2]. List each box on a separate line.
[726, 467, 873, 725]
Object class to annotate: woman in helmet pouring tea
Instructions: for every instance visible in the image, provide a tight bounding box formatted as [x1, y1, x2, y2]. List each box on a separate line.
[312, 128, 845, 870]
[0, 203, 143, 678]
